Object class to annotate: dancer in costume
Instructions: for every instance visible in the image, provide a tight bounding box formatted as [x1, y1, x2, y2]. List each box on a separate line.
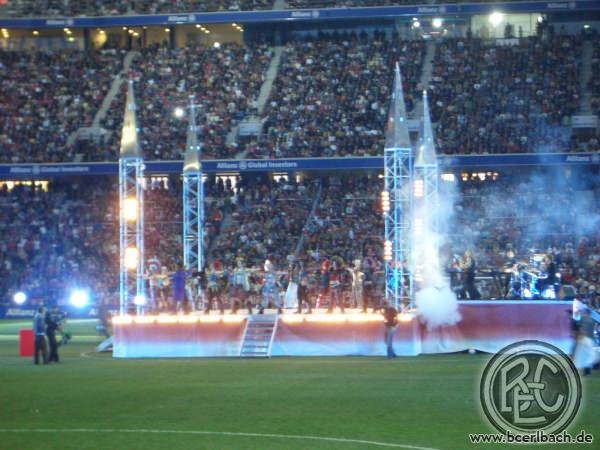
[261, 259, 282, 314]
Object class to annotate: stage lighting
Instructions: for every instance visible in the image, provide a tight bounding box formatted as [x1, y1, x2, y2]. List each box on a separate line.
[125, 247, 139, 270]
[213, 42, 221, 48]
[70, 290, 89, 308]
[381, 191, 390, 213]
[488, 11, 504, 27]
[123, 197, 138, 222]
[432, 18, 443, 28]
[413, 179, 424, 198]
[174, 107, 185, 118]
[13, 292, 26, 305]
[384, 240, 393, 261]
[412, 19, 420, 29]
[134, 295, 146, 306]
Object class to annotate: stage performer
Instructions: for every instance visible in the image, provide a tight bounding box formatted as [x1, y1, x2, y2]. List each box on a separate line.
[327, 259, 344, 313]
[295, 261, 312, 314]
[349, 259, 365, 310]
[460, 250, 479, 300]
[171, 265, 188, 313]
[146, 255, 161, 311]
[260, 260, 281, 314]
[232, 258, 252, 314]
[205, 264, 224, 314]
[317, 259, 330, 309]
[383, 305, 399, 359]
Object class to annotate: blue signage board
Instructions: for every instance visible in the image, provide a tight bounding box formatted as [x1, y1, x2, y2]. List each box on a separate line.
[0, 153, 598, 179]
[0, 1, 598, 29]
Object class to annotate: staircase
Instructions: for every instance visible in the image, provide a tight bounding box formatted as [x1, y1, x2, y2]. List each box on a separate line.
[578, 40, 594, 114]
[411, 38, 436, 119]
[239, 314, 278, 358]
[226, 45, 284, 151]
[92, 50, 138, 128]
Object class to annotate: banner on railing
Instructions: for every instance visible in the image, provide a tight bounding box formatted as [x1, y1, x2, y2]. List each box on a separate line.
[0, 153, 598, 179]
[0, 1, 598, 29]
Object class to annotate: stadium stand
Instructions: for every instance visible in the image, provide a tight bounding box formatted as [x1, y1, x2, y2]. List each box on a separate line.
[252, 32, 425, 158]
[95, 42, 272, 162]
[428, 35, 581, 155]
[0, 48, 124, 163]
[0, 0, 274, 17]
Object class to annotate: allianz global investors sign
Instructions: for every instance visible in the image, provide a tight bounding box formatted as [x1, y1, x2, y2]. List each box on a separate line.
[479, 340, 582, 435]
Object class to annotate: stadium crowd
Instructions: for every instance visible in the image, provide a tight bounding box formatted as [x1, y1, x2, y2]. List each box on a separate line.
[1, 30, 596, 162]
[95, 42, 272, 162]
[0, 0, 274, 17]
[0, 48, 123, 163]
[253, 31, 425, 158]
[428, 35, 581, 155]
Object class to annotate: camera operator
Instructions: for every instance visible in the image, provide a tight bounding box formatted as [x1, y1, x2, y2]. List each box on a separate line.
[45, 304, 63, 363]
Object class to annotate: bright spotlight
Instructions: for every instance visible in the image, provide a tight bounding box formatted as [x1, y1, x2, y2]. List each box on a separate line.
[125, 247, 139, 270]
[412, 20, 421, 29]
[537, 15, 544, 24]
[213, 41, 221, 48]
[123, 197, 138, 222]
[488, 11, 504, 27]
[174, 107, 185, 118]
[432, 18, 443, 28]
[70, 290, 89, 308]
[134, 295, 146, 306]
[13, 292, 26, 305]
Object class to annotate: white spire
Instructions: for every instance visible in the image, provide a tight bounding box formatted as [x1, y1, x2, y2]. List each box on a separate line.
[183, 96, 201, 174]
[416, 89, 437, 166]
[119, 79, 142, 158]
[384, 62, 411, 150]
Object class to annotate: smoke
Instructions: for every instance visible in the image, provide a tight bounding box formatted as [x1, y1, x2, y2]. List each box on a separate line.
[416, 286, 461, 330]
[413, 172, 462, 328]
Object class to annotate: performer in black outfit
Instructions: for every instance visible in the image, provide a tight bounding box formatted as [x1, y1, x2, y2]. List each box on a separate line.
[460, 250, 479, 300]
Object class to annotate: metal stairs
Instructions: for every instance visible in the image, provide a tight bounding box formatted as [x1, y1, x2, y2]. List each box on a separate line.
[239, 314, 278, 358]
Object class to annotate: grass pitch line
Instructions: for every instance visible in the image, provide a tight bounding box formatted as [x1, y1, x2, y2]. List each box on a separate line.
[0, 428, 442, 449]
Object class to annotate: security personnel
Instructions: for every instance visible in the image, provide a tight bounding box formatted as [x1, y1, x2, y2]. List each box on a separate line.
[45, 305, 62, 363]
[33, 306, 48, 365]
[383, 305, 399, 359]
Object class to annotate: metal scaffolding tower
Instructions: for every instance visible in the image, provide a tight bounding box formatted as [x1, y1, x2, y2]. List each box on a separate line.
[383, 63, 414, 310]
[413, 90, 440, 288]
[182, 96, 204, 272]
[119, 79, 145, 315]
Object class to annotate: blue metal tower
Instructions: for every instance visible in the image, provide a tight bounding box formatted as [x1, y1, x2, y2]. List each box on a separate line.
[118, 79, 145, 315]
[383, 63, 414, 310]
[182, 96, 204, 272]
[413, 90, 440, 288]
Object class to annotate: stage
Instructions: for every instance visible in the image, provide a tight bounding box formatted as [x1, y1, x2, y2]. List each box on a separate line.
[112, 301, 573, 358]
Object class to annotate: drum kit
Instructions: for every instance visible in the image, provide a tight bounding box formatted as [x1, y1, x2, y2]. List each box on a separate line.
[506, 252, 557, 299]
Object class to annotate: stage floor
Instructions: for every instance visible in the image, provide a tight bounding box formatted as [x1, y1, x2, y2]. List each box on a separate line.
[112, 302, 573, 358]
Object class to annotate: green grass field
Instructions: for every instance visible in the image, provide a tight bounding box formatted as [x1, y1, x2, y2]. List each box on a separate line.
[0, 319, 598, 450]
